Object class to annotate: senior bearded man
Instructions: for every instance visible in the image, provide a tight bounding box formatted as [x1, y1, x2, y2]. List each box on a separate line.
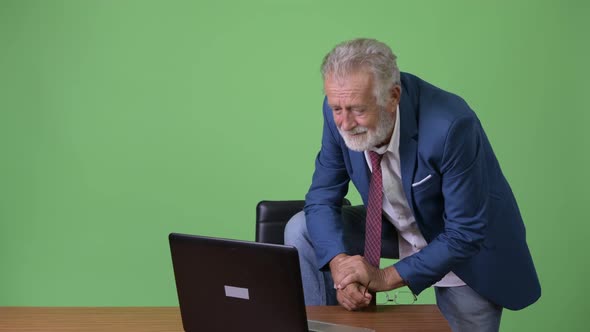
[284, 38, 540, 332]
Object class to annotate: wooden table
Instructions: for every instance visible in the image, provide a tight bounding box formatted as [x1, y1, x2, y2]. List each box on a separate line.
[307, 305, 450, 331]
[0, 306, 450, 331]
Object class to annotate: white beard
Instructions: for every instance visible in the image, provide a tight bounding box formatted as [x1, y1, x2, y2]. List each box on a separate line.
[338, 110, 395, 152]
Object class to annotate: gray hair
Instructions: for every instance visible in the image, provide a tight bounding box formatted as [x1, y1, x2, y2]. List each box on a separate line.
[321, 38, 400, 107]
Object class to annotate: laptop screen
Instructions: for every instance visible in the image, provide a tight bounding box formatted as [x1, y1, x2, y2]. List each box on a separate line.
[169, 233, 309, 332]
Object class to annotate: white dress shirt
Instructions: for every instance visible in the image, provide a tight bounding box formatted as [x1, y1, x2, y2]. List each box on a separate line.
[365, 106, 465, 287]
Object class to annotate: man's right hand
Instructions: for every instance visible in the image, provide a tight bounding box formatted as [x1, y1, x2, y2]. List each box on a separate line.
[336, 282, 371, 310]
[330, 254, 371, 310]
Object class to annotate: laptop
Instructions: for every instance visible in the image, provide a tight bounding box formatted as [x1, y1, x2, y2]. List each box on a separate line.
[169, 233, 374, 332]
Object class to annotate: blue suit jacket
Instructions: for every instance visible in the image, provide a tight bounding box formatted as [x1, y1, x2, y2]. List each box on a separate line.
[304, 72, 541, 310]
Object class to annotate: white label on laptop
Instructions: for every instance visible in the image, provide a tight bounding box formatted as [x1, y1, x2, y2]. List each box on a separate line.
[224, 285, 250, 300]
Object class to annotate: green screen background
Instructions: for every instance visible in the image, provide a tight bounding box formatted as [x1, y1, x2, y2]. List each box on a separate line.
[1, 0, 588, 331]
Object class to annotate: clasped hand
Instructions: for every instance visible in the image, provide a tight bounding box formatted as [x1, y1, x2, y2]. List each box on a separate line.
[329, 254, 381, 311]
[329, 254, 406, 310]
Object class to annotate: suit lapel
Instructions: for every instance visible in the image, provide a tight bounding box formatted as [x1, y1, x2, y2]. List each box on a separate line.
[398, 82, 419, 214]
[349, 150, 370, 205]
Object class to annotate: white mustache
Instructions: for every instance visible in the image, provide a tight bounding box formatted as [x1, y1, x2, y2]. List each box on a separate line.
[342, 127, 368, 135]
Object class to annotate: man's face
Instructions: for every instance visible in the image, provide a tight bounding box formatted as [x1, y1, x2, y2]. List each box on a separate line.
[324, 70, 398, 151]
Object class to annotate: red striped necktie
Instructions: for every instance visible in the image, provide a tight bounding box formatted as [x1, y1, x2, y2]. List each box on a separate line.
[364, 151, 383, 268]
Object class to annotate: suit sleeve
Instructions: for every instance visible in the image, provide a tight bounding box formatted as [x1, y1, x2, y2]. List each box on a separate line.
[304, 98, 351, 270]
[394, 114, 490, 294]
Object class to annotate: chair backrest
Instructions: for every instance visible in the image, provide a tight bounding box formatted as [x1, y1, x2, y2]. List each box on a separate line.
[255, 199, 351, 244]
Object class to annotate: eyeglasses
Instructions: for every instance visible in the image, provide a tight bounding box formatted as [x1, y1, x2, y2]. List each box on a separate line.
[379, 290, 418, 305]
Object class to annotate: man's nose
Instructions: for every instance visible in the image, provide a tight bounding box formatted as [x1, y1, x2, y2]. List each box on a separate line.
[340, 112, 356, 131]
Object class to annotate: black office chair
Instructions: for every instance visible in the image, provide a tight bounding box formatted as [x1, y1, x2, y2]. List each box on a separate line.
[255, 199, 351, 245]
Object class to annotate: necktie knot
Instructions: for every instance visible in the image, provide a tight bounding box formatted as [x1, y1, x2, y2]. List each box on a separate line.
[369, 151, 383, 171]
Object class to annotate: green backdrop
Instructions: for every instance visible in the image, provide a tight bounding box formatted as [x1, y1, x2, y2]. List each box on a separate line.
[1, 0, 588, 331]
